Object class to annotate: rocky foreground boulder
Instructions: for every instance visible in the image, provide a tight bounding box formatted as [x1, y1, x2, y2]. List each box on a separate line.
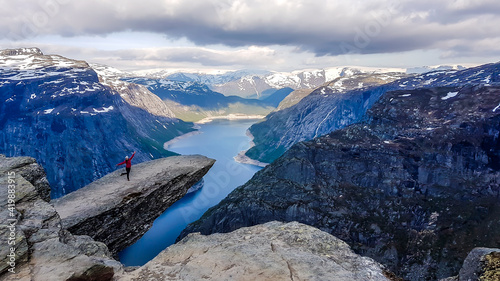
[181, 85, 500, 280]
[441, 248, 500, 281]
[117, 221, 394, 281]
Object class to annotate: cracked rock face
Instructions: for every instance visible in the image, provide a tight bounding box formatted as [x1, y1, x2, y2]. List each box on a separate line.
[0, 155, 120, 281]
[117, 221, 393, 281]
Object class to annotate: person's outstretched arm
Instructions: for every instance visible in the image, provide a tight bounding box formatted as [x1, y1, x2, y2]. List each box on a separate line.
[116, 160, 126, 166]
[129, 151, 136, 161]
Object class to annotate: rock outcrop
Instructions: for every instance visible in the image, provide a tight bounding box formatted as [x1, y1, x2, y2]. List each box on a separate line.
[0, 48, 195, 197]
[52, 155, 215, 256]
[246, 62, 499, 164]
[0, 154, 120, 281]
[457, 248, 500, 281]
[117, 221, 394, 281]
[181, 85, 500, 280]
[1, 154, 399, 281]
[441, 248, 500, 281]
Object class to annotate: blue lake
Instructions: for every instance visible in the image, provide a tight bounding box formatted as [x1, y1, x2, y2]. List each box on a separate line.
[118, 119, 263, 266]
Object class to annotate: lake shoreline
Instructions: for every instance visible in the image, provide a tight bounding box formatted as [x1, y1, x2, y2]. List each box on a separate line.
[195, 114, 266, 124]
[163, 130, 202, 150]
[233, 129, 269, 167]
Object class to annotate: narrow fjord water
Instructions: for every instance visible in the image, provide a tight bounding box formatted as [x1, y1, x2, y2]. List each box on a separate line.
[118, 119, 263, 266]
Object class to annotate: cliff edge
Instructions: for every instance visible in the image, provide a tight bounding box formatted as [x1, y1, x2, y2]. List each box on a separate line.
[2, 154, 496, 280]
[52, 155, 215, 256]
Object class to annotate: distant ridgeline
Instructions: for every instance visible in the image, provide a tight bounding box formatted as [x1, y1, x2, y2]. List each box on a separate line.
[0, 48, 194, 197]
[245, 63, 499, 164]
[121, 77, 285, 122]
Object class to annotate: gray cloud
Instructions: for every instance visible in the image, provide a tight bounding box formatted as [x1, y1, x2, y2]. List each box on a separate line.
[1, 0, 500, 59]
[25, 43, 286, 71]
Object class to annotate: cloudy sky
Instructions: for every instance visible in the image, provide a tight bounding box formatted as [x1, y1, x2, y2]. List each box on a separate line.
[1, 0, 499, 72]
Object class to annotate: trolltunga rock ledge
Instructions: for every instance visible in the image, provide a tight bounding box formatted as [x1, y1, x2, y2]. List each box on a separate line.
[52, 155, 215, 256]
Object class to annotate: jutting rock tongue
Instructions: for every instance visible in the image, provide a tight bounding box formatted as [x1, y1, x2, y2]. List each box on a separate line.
[52, 155, 215, 256]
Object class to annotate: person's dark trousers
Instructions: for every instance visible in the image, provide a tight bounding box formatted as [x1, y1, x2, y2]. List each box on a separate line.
[121, 167, 131, 180]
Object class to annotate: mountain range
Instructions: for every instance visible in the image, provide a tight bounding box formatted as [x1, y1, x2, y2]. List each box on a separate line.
[244, 63, 498, 164]
[134, 67, 410, 98]
[0, 48, 193, 197]
[135, 65, 465, 99]
[121, 76, 282, 122]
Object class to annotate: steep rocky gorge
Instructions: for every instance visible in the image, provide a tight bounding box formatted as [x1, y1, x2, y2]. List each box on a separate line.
[181, 85, 500, 280]
[1, 153, 498, 280]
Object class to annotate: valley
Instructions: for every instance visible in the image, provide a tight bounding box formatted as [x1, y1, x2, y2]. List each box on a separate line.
[1, 47, 499, 281]
[118, 119, 263, 266]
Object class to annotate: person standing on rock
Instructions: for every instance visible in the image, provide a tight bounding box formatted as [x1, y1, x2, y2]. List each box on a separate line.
[116, 151, 135, 181]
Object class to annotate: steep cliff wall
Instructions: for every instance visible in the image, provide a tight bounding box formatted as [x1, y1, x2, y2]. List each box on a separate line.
[181, 85, 500, 280]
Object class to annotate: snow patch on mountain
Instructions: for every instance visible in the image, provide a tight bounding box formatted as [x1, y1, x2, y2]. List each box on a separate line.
[442, 92, 459, 100]
[93, 106, 114, 113]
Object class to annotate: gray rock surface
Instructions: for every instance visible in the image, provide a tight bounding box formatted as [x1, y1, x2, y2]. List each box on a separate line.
[53, 155, 215, 256]
[0, 155, 50, 201]
[117, 221, 393, 281]
[0, 154, 120, 281]
[458, 248, 500, 281]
